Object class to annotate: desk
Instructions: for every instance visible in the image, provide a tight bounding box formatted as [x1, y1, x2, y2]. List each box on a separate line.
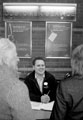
[31, 101, 54, 120]
[33, 109, 51, 120]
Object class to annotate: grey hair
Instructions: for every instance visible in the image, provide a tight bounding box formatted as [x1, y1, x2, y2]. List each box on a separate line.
[0, 38, 16, 65]
[71, 44, 83, 75]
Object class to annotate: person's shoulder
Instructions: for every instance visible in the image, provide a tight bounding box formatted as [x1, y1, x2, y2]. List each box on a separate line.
[26, 71, 35, 78]
[60, 76, 72, 84]
[45, 71, 52, 75]
[62, 74, 80, 84]
[24, 71, 34, 82]
[45, 71, 55, 79]
[11, 79, 29, 96]
[59, 76, 74, 90]
[7, 79, 30, 109]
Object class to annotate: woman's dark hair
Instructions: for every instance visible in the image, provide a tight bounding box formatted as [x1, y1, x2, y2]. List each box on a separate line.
[32, 57, 45, 65]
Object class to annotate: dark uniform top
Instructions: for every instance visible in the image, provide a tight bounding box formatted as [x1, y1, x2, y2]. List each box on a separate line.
[50, 74, 83, 120]
[24, 71, 58, 102]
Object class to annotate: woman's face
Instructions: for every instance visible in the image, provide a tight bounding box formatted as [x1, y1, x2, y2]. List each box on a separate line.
[6, 49, 19, 70]
[33, 59, 45, 75]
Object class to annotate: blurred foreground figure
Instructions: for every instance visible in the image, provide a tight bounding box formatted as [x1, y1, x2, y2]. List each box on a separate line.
[50, 44, 83, 120]
[0, 38, 34, 120]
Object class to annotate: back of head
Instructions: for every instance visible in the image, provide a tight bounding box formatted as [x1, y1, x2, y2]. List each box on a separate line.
[0, 38, 17, 67]
[71, 44, 83, 75]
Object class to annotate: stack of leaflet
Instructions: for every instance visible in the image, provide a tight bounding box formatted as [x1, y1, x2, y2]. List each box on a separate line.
[30, 101, 54, 111]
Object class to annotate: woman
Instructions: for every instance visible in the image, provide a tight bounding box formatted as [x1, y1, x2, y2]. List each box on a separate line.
[0, 38, 34, 120]
[50, 44, 83, 120]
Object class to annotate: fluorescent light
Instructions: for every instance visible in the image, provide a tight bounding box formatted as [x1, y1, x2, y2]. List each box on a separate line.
[40, 6, 76, 14]
[4, 6, 39, 13]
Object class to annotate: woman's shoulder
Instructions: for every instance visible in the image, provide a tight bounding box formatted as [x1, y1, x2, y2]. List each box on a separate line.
[13, 80, 29, 94]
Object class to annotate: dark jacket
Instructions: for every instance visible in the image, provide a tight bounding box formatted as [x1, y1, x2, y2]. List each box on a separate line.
[24, 71, 58, 102]
[50, 74, 83, 120]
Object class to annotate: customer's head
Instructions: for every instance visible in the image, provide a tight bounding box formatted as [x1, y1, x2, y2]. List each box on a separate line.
[71, 44, 83, 75]
[32, 57, 45, 75]
[0, 38, 19, 70]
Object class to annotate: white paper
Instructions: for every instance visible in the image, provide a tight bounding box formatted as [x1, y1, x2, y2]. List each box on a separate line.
[30, 101, 42, 110]
[48, 32, 57, 42]
[30, 101, 54, 111]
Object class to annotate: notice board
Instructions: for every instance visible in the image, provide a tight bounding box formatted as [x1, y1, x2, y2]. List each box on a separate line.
[45, 22, 72, 58]
[5, 21, 32, 58]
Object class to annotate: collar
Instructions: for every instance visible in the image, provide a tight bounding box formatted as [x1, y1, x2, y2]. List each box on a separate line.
[35, 73, 45, 81]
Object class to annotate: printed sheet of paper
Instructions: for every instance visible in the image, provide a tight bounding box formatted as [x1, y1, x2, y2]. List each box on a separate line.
[30, 101, 54, 111]
[40, 101, 54, 111]
[30, 101, 42, 110]
[48, 32, 57, 42]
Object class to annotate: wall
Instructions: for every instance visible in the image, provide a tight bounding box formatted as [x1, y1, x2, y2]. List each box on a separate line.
[0, 0, 83, 80]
